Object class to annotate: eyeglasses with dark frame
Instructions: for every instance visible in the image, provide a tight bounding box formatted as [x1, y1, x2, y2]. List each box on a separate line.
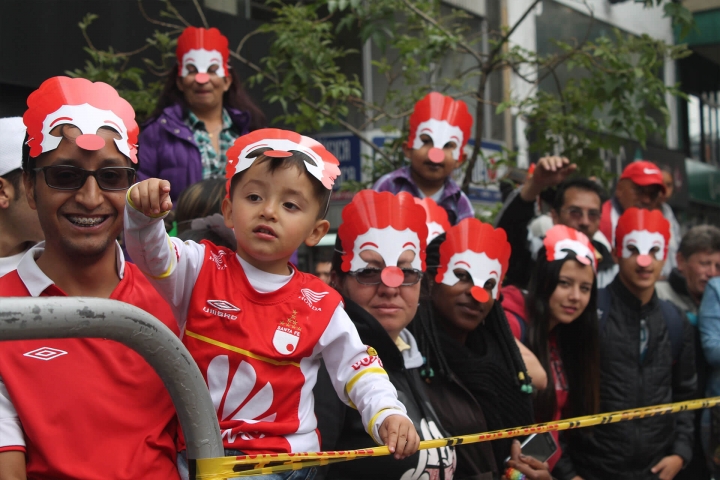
[561, 206, 601, 222]
[348, 268, 424, 286]
[33, 165, 136, 191]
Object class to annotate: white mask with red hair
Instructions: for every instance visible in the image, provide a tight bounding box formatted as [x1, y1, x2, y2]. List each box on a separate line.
[225, 129, 341, 192]
[615, 207, 670, 267]
[23, 76, 138, 163]
[543, 225, 597, 271]
[435, 219, 511, 303]
[338, 191, 428, 287]
[414, 197, 451, 244]
[408, 92, 473, 164]
[176, 27, 230, 83]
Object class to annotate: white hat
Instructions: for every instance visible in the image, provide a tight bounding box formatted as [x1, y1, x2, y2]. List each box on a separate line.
[0, 117, 26, 177]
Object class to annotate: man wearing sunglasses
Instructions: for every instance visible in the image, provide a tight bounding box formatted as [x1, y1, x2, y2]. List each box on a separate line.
[0, 117, 43, 277]
[0, 77, 182, 479]
[496, 156, 617, 289]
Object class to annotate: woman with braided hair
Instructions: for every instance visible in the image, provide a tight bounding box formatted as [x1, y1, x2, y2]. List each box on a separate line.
[411, 218, 547, 478]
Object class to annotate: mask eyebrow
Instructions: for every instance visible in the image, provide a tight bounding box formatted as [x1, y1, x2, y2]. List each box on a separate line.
[50, 117, 73, 128]
[420, 128, 434, 134]
[359, 242, 379, 249]
[402, 242, 416, 249]
[104, 120, 122, 131]
[454, 260, 471, 268]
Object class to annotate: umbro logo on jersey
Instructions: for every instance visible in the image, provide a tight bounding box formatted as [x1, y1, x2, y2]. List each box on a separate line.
[24, 347, 67, 361]
[203, 300, 240, 320]
[299, 288, 328, 311]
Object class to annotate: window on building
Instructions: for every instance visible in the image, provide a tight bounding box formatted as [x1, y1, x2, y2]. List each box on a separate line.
[687, 92, 720, 165]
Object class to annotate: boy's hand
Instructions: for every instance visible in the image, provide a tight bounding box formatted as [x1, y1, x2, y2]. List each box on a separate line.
[379, 415, 420, 460]
[130, 179, 173, 216]
[651, 455, 683, 480]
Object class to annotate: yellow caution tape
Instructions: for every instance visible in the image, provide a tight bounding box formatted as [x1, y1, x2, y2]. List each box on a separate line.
[195, 396, 720, 479]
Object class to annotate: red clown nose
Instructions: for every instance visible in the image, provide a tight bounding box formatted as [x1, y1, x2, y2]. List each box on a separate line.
[428, 147, 445, 163]
[195, 72, 210, 84]
[470, 285, 490, 303]
[637, 254, 652, 268]
[381, 266, 404, 288]
[75, 134, 106, 151]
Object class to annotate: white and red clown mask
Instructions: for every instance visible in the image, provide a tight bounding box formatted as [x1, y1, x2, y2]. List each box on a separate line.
[414, 197, 451, 244]
[615, 207, 671, 268]
[339, 191, 428, 288]
[176, 26, 230, 83]
[436, 219, 511, 303]
[23, 76, 138, 163]
[544, 225, 597, 271]
[407, 92, 473, 164]
[225, 129, 341, 192]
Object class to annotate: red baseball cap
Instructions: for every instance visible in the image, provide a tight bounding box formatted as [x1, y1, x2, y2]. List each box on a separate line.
[620, 160, 666, 193]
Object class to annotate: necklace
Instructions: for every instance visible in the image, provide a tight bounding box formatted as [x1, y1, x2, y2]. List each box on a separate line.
[207, 125, 223, 138]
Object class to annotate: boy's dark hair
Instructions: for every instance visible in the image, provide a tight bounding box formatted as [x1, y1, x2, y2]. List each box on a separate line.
[679, 225, 720, 259]
[551, 177, 608, 213]
[1, 169, 23, 200]
[228, 148, 332, 219]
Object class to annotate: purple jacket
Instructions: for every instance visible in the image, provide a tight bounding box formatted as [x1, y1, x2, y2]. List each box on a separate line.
[137, 103, 250, 202]
[372, 166, 475, 225]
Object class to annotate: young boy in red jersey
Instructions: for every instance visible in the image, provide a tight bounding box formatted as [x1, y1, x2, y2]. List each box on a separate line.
[125, 129, 419, 478]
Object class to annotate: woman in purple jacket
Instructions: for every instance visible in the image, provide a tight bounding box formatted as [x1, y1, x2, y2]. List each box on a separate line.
[138, 26, 265, 202]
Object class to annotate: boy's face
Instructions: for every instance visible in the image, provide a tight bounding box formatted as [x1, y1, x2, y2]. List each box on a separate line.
[222, 160, 329, 275]
[404, 134, 459, 187]
[613, 232, 665, 293]
[24, 126, 131, 260]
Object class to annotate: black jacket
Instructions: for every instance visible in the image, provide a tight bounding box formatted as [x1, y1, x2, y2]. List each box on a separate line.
[561, 277, 697, 480]
[313, 298, 456, 480]
[495, 189, 615, 289]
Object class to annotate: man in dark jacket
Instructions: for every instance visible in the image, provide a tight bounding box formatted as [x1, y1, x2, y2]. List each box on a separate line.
[562, 207, 697, 480]
[656, 225, 720, 480]
[495, 156, 616, 289]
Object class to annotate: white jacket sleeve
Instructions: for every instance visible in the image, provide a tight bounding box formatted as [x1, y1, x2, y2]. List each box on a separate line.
[123, 188, 205, 333]
[0, 375, 24, 450]
[316, 305, 409, 444]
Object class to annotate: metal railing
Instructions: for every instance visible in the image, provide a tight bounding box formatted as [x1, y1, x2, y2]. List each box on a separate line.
[0, 297, 223, 476]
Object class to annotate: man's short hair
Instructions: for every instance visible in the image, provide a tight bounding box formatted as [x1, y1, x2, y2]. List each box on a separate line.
[552, 177, 607, 213]
[679, 225, 720, 259]
[228, 150, 331, 219]
[1, 168, 23, 201]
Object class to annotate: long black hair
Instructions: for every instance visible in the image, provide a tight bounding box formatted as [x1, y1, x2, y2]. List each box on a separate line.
[526, 249, 601, 422]
[149, 64, 266, 130]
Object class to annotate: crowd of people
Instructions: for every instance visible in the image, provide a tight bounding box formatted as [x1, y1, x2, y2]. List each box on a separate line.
[2, 25, 720, 480]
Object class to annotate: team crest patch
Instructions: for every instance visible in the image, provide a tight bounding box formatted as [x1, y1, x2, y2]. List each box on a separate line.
[273, 310, 301, 355]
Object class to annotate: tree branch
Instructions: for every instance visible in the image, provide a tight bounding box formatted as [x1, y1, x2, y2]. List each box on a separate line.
[400, 0, 485, 65]
[487, 0, 542, 69]
[138, 0, 184, 29]
[191, 0, 209, 29]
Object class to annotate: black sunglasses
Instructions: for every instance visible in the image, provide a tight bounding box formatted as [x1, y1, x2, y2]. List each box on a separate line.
[34, 165, 136, 191]
[348, 268, 423, 286]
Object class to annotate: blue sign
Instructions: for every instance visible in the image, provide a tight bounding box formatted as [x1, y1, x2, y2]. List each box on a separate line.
[314, 133, 361, 187]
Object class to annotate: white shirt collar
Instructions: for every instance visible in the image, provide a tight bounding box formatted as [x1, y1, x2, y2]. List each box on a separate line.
[235, 254, 294, 294]
[16, 241, 126, 297]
